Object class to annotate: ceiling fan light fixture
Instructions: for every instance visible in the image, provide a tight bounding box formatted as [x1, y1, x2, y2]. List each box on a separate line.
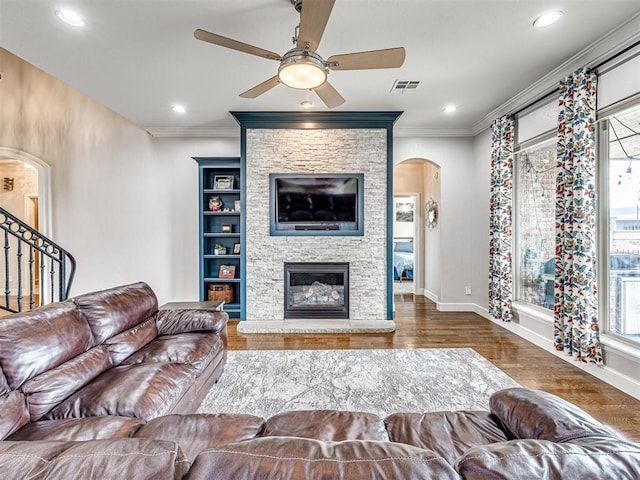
[278, 49, 327, 90]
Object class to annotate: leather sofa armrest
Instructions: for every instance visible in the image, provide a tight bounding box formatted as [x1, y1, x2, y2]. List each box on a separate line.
[155, 309, 228, 336]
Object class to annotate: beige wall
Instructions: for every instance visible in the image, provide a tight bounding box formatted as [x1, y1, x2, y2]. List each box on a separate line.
[0, 47, 239, 302]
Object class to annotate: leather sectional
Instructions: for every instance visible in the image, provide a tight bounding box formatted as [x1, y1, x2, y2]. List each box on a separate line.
[1, 283, 639, 478]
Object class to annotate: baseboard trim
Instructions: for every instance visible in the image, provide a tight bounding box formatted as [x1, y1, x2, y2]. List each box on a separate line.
[437, 302, 476, 312]
[422, 289, 438, 303]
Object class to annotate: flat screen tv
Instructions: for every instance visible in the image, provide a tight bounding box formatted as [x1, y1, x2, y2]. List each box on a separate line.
[270, 173, 364, 236]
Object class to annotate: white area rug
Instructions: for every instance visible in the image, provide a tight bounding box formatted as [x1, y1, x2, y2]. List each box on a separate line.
[198, 348, 519, 418]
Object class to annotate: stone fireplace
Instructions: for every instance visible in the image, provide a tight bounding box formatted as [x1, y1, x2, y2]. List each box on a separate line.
[232, 112, 400, 324]
[284, 262, 349, 319]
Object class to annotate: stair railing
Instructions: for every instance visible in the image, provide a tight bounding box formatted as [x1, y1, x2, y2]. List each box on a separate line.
[0, 207, 76, 313]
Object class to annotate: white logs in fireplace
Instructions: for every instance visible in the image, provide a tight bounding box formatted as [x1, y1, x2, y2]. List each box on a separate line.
[284, 262, 349, 319]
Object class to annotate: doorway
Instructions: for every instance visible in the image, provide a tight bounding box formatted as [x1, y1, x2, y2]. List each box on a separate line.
[393, 159, 441, 301]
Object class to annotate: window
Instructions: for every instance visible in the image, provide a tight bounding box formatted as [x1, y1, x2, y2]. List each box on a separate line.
[515, 140, 556, 310]
[600, 103, 640, 344]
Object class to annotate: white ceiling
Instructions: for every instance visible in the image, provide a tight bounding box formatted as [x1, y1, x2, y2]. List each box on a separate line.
[1, 0, 639, 136]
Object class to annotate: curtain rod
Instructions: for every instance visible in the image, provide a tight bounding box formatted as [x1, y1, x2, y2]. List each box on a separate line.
[512, 39, 640, 118]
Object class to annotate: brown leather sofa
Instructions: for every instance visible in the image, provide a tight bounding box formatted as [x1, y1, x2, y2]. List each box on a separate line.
[2, 385, 640, 478]
[0, 281, 228, 438]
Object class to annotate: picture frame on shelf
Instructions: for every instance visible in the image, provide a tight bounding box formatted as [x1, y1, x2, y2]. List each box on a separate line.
[221, 224, 233, 233]
[213, 175, 234, 190]
[233, 242, 241, 254]
[219, 265, 236, 279]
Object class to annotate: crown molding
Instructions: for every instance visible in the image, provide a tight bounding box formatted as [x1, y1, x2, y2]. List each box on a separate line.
[471, 12, 640, 136]
[146, 125, 475, 139]
[145, 126, 240, 138]
[393, 127, 474, 138]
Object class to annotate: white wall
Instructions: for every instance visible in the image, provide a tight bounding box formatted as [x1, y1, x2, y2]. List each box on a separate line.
[423, 162, 442, 299]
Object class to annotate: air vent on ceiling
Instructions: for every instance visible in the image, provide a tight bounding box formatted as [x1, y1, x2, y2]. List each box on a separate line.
[391, 80, 420, 94]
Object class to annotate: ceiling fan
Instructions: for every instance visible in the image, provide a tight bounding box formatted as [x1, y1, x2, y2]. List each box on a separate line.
[194, 0, 406, 108]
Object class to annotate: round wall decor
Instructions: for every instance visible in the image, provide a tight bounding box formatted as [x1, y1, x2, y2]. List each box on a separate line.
[426, 199, 438, 230]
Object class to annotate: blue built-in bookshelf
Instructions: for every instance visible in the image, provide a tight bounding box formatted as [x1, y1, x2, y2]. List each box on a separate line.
[193, 157, 245, 319]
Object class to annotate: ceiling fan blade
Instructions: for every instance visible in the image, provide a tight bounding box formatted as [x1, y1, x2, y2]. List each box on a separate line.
[327, 47, 406, 70]
[314, 81, 345, 109]
[297, 0, 336, 51]
[194, 29, 281, 61]
[239, 76, 280, 98]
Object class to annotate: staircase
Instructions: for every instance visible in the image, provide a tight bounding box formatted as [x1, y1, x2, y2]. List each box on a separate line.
[0, 207, 76, 313]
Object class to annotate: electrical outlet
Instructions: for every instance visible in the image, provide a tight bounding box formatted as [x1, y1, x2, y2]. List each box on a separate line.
[465, 286, 472, 295]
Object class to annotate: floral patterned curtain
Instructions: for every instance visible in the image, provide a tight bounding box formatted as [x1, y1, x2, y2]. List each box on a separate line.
[554, 67, 602, 364]
[489, 115, 515, 322]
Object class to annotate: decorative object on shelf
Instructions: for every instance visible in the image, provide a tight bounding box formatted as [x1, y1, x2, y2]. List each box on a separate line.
[221, 224, 233, 233]
[214, 175, 234, 190]
[426, 198, 438, 230]
[213, 244, 227, 255]
[209, 196, 223, 211]
[234, 200, 241, 212]
[208, 284, 234, 303]
[219, 265, 236, 279]
[233, 242, 241, 254]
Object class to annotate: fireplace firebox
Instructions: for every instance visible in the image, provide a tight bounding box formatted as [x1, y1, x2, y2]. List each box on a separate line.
[284, 262, 349, 319]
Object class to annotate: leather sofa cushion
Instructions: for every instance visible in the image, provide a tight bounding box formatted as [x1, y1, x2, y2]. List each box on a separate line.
[21, 346, 112, 421]
[156, 309, 228, 336]
[0, 367, 9, 396]
[134, 413, 264, 462]
[385, 411, 510, 464]
[454, 438, 640, 479]
[74, 282, 158, 344]
[490, 387, 618, 443]
[8, 416, 144, 441]
[122, 333, 223, 375]
[263, 410, 389, 442]
[0, 390, 30, 440]
[0, 301, 95, 390]
[187, 437, 462, 480]
[45, 362, 197, 421]
[105, 317, 158, 365]
[0, 439, 189, 480]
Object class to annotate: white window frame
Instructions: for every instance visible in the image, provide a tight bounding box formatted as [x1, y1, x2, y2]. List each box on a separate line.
[597, 98, 640, 348]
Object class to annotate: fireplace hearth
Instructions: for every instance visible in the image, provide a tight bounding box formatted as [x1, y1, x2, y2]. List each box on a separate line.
[284, 262, 349, 319]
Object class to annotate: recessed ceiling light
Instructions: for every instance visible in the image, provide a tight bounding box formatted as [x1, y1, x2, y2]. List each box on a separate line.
[443, 105, 457, 113]
[172, 105, 186, 113]
[55, 9, 85, 27]
[300, 101, 313, 108]
[533, 11, 563, 28]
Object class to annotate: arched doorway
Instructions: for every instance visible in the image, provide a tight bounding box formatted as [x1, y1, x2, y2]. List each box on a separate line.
[393, 159, 441, 301]
[0, 147, 51, 237]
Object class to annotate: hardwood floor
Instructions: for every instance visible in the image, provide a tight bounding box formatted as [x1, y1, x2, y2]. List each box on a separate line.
[227, 294, 640, 441]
